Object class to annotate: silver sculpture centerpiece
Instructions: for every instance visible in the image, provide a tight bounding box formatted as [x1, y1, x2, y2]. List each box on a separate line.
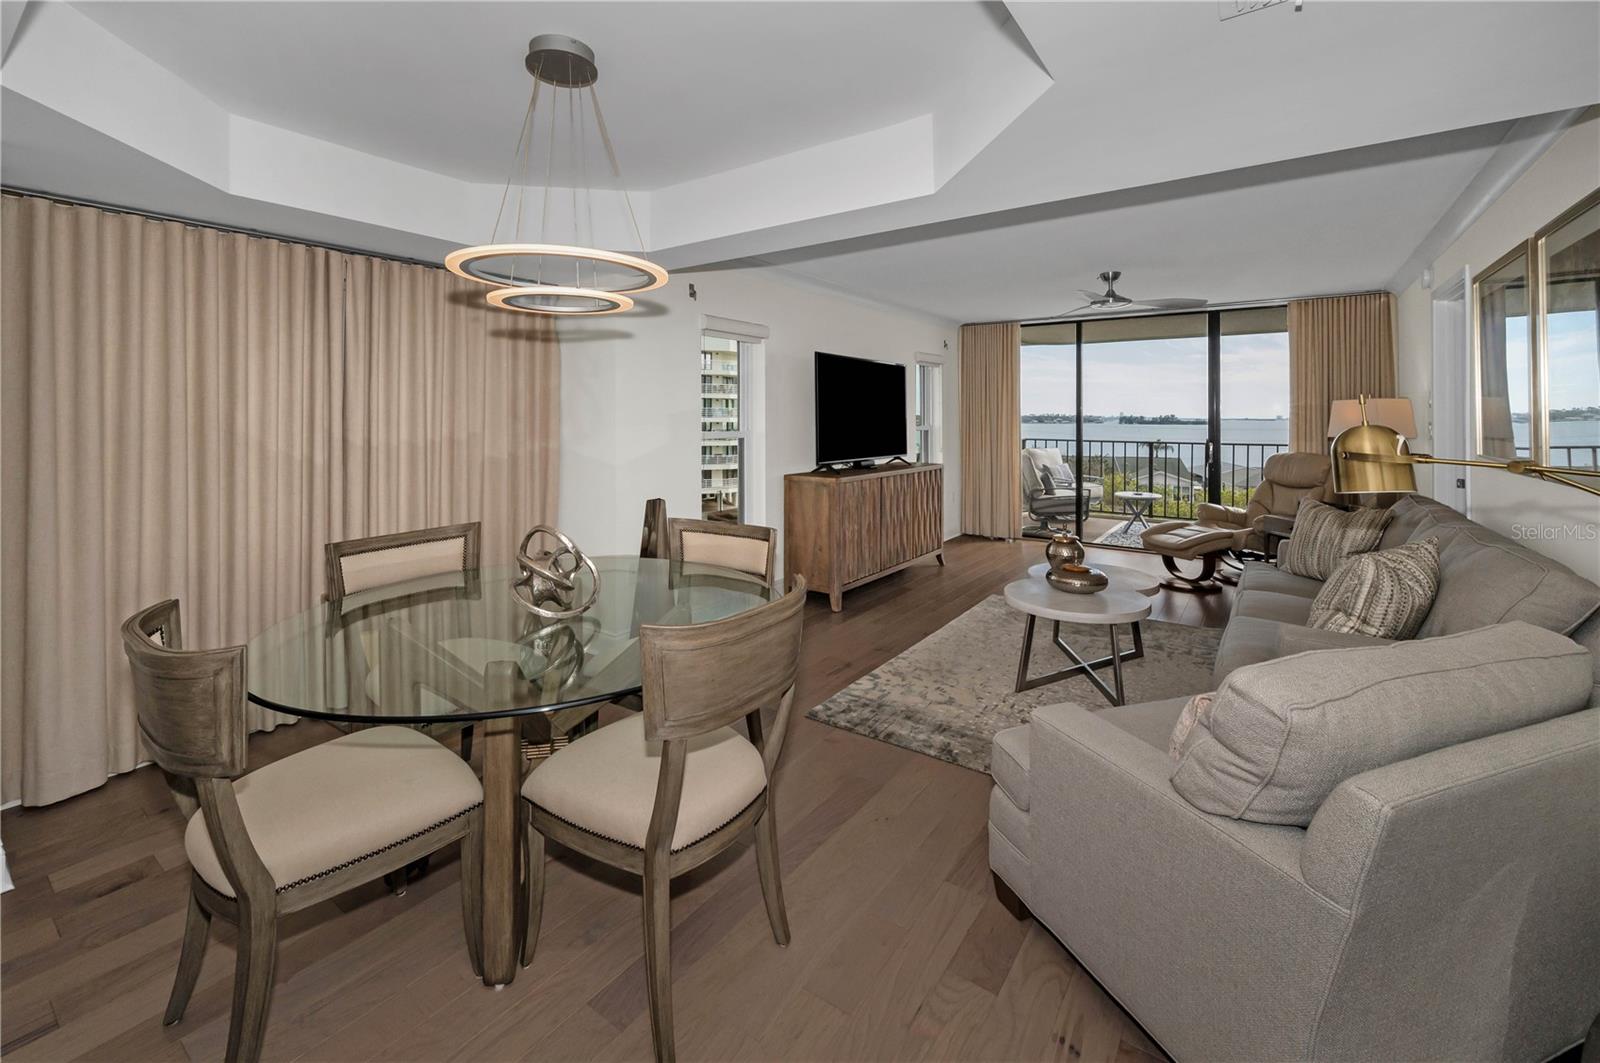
[510, 525, 601, 618]
[1043, 531, 1108, 595]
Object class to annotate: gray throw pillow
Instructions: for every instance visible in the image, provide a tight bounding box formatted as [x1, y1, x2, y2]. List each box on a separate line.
[1170, 621, 1593, 825]
[1041, 462, 1074, 491]
[1307, 537, 1440, 640]
[1278, 499, 1392, 580]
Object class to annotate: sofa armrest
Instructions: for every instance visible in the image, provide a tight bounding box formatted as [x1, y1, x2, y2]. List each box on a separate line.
[1023, 702, 1352, 1062]
[1297, 709, 1600, 1061]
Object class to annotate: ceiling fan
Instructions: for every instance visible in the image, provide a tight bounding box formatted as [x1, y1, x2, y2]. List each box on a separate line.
[1056, 270, 1207, 316]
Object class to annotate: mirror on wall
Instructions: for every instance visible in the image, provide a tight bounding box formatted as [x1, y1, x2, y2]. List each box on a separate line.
[1538, 189, 1600, 470]
[1474, 245, 1531, 460]
[1473, 186, 1600, 468]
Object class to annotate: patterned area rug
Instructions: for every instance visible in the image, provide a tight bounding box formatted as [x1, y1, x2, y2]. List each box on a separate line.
[807, 595, 1220, 773]
[1094, 525, 1147, 549]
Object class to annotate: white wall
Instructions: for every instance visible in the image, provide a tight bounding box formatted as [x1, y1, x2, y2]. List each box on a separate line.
[556, 266, 961, 568]
[1395, 109, 1600, 582]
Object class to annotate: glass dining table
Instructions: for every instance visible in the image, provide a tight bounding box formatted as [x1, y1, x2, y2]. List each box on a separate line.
[247, 555, 780, 987]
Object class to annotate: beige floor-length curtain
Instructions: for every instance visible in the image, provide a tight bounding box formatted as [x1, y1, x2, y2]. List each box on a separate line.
[1287, 292, 1397, 452]
[1, 194, 559, 806]
[960, 322, 1022, 539]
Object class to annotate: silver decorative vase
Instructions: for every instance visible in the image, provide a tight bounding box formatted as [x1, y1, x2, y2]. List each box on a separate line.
[1044, 531, 1085, 570]
[1044, 531, 1108, 594]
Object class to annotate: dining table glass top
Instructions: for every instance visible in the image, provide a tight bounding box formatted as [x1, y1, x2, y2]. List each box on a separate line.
[246, 556, 779, 723]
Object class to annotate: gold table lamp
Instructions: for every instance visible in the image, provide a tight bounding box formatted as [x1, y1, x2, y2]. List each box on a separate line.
[1330, 396, 1600, 499]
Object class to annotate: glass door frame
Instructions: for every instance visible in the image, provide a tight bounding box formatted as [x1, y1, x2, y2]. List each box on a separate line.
[1025, 306, 1280, 540]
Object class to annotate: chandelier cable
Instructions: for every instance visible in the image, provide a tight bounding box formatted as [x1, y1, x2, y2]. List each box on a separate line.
[589, 84, 646, 256]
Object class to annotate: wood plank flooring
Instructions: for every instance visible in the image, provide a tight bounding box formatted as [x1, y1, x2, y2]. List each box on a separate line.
[1, 537, 1227, 1062]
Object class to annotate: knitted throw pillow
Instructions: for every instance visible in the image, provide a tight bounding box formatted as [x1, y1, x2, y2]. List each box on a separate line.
[1278, 499, 1392, 580]
[1308, 537, 1441, 640]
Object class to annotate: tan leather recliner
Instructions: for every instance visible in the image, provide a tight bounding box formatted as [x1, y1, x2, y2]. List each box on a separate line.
[1195, 451, 1334, 553]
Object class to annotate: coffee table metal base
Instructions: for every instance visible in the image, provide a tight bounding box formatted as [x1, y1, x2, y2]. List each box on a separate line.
[1014, 617, 1145, 705]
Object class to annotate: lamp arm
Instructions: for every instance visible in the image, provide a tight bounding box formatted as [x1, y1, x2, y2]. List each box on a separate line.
[1407, 452, 1600, 498]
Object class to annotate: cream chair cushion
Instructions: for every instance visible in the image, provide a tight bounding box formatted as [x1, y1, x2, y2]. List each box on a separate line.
[678, 530, 770, 581]
[338, 536, 468, 595]
[522, 714, 767, 850]
[184, 727, 482, 897]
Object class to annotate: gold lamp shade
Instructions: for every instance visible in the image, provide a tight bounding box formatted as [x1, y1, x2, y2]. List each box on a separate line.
[1330, 421, 1419, 494]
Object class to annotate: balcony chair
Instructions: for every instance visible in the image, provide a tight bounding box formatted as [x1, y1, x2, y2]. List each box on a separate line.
[1021, 446, 1103, 535]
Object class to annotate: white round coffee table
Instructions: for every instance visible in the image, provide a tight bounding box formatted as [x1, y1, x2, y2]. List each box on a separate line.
[1003, 577, 1152, 705]
[1026, 562, 1159, 597]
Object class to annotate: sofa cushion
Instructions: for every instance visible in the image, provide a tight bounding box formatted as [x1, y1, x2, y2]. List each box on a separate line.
[1278, 500, 1392, 580]
[1417, 522, 1600, 638]
[1172, 622, 1594, 825]
[1376, 494, 1473, 551]
[1233, 589, 1317, 626]
[1095, 695, 1189, 752]
[1213, 616, 1393, 684]
[1236, 561, 1323, 599]
[991, 724, 1031, 811]
[1308, 537, 1440, 640]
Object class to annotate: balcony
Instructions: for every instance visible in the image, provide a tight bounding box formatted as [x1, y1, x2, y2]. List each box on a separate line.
[1022, 435, 1290, 522]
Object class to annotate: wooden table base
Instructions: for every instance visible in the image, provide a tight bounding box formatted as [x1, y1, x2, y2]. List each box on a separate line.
[477, 715, 522, 986]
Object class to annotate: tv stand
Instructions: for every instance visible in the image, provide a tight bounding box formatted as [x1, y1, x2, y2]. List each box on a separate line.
[784, 464, 944, 611]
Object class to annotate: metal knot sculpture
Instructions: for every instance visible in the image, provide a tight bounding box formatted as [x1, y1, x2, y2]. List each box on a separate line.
[510, 525, 601, 619]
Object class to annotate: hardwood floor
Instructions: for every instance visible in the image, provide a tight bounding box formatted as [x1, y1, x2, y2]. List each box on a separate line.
[1, 538, 1229, 1062]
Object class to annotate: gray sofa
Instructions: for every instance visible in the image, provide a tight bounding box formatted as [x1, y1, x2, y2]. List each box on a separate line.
[988, 495, 1600, 1062]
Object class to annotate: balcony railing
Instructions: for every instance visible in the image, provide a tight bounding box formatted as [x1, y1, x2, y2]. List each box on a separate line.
[1524, 444, 1599, 469]
[1023, 435, 1290, 521]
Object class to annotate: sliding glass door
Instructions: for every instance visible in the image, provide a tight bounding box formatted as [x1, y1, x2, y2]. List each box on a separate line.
[1020, 307, 1289, 542]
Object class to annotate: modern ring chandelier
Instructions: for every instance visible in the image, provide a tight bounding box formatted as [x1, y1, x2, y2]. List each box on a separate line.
[446, 35, 667, 316]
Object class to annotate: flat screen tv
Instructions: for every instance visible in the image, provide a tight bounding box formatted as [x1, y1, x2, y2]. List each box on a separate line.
[814, 351, 908, 466]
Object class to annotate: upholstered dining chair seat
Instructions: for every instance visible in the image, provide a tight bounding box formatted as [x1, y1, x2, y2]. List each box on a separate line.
[521, 715, 767, 851]
[183, 727, 482, 897]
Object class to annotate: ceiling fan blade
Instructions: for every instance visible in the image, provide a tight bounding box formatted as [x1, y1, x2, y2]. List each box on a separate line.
[1078, 289, 1106, 301]
[1054, 303, 1095, 317]
[1132, 297, 1208, 309]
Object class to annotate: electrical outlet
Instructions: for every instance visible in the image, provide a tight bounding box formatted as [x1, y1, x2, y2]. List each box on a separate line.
[1455, 478, 1466, 489]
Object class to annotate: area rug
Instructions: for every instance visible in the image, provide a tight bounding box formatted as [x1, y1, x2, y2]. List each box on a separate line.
[807, 595, 1220, 773]
[1093, 525, 1147, 549]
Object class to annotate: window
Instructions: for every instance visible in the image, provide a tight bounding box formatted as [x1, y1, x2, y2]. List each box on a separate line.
[1020, 306, 1290, 537]
[914, 360, 943, 462]
[700, 334, 750, 521]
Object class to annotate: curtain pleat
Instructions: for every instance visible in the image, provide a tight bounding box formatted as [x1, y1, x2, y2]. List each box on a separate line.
[1, 194, 560, 806]
[959, 322, 1023, 539]
[1287, 292, 1398, 452]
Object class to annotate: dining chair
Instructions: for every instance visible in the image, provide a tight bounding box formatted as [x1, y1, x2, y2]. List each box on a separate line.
[325, 521, 482, 762]
[640, 497, 668, 560]
[664, 516, 777, 587]
[121, 599, 484, 1063]
[518, 578, 807, 1062]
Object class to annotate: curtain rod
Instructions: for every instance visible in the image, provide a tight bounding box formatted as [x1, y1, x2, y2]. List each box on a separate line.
[1, 186, 448, 271]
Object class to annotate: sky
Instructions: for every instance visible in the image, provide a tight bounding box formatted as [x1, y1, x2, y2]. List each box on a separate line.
[1496, 310, 1598, 414]
[1021, 332, 1290, 420]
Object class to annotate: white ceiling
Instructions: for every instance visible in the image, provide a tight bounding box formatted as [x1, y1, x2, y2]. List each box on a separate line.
[69, 1, 1046, 189]
[4, 0, 1598, 323]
